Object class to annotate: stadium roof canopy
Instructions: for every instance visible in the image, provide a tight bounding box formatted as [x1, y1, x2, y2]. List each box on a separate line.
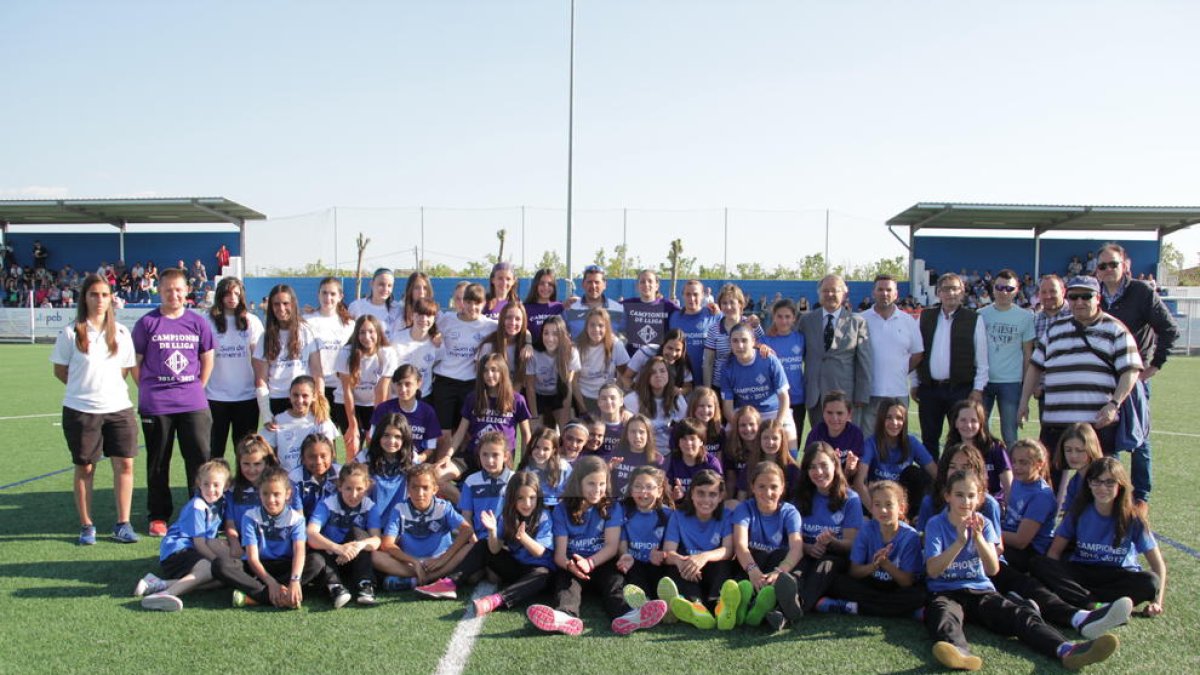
[887, 202, 1200, 237]
[0, 197, 266, 262]
[885, 202, 1200, 279]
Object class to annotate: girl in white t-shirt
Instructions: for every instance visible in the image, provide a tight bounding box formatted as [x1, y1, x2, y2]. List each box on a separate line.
[573, 307, 629, 415]
[335, 315, 398, 458]
[205, 277, 264, 458]
[304, 277, 355, 403]
[347, 267, 402, 332]
[252, 284, 322, 422]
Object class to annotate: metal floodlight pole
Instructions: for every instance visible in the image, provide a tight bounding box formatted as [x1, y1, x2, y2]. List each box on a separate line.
[565, 0, 576, 294]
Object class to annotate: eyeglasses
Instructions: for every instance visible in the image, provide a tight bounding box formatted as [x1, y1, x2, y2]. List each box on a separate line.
[993, 285, 1017, 293]
[1067, 293, 1094, 302]
[1089, 478, 1118, 488]
[1096, 261, 1122, 271]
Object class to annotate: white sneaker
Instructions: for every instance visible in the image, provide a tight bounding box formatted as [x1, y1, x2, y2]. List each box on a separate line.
[133, 573, 167, 597]
[141, 593, 183, 612]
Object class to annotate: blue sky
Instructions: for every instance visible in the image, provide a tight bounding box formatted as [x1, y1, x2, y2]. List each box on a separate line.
[3, 1, 1199, 274]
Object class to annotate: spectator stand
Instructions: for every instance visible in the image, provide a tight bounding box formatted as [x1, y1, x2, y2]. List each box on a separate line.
[886, 202, 1200, 305]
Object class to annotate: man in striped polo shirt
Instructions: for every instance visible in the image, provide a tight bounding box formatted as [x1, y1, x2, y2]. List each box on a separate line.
[1018, 276, 1141, 457]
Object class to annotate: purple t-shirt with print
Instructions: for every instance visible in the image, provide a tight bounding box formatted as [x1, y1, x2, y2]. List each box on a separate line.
[133, 308, 214, 415]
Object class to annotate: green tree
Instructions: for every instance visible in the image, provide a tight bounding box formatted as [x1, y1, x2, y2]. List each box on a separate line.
[735, 262, 768, 280]
[1160, 241, 1184, 273]
[460, 260, 490, 278]
[423, 262, 458, 277]
[797, 253, 826, 280]
[532, 250, 568, 278]
[698, 264, 727, 280]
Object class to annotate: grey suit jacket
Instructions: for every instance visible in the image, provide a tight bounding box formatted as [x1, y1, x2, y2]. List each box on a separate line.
[800, 309, 873, 407]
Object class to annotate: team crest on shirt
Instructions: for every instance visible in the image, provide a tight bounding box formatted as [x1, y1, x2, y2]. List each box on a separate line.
[165, 350, 189, 375]
[428, 520, 442, 533]
[638, 324, 657, 344]
[832, 512, 844, 525]
[472, 332, 484, 341]
[791, 344, 802, 354]
[447, 330, 461, 340]
[755, 374, 767, 385]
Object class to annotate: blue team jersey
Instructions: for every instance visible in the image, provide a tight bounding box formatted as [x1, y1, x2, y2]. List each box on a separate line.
[224, 484, 260, 533]
[552, 501, 624, 557]
[664, 508, 733, 555]
[1062, 472, 1083, 514]
[798, 491, 864, 545]
[1002, 478, 1057, 554]
[719, 351, 790, 416]
[527, 459, 572, 509]
[850, 520, 924, 583]
[160, 496, 223, 562]
[459, 469, 515, 537]
[367, 459, 409, 520]
[731, 499, 803, 554]
[924, 512, 1000, 593]
[1056, 504, 1156, 570]
[240, 506, 307, 561]
[495, 512, 555, 568]
[759, 331, 806, 407]
[860, 435, 934, 483]
[914, 494, 1003, 536]
[289, 463, 340, 519]
[668, 309, 720, 386]
[383, 497, 465, 559]
[309, 493, 375, 544]
[622, 506, 672, 563]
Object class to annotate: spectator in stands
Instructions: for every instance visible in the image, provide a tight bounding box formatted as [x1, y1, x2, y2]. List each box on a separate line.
[32, 240, 49, 269]
[1084, 251, 1097, 274]
[1096, 244, 1179, 504]
[144, 260, 158, 291]
[795, 296, 810, 313]
[913, 272, 988, 459]
[215, 244, 231, 271]
[1067, 256, 1083, 276]
[191, 259, 207, 286]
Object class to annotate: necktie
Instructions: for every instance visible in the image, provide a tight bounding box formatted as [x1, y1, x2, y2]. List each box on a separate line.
[824, 313, 835, 351]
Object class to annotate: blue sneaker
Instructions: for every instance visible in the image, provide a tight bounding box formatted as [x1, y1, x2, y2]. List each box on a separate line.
[78, 525, 97, 546]
[382, 576, 415, 592]
[112, 522, 140, 544]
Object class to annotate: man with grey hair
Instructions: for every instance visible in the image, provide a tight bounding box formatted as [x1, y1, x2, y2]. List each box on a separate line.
[800, 273, 872, 426]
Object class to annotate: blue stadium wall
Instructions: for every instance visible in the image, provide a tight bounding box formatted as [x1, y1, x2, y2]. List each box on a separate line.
[5, 232, 240, 272]
[913, 236, 1159, 279]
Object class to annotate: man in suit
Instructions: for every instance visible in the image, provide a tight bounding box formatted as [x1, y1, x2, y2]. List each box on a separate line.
[801, 273, 873, 427]
[912, 272, 988, 459]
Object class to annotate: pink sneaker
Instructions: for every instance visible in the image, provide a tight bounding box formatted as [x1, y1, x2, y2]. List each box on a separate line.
[527, 604, 584, 636]
[612, 599, 669, 635]
[414, 578, 457, 600]
[473, 593, 504, 616]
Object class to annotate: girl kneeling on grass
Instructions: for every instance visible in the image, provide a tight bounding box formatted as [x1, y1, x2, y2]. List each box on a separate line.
[414, 471, 555, 617]
[134, 459, 233, 611]
[212, 466, 342, 609]
[527, 456, 668, 636]
[924, 470, 1119, 671]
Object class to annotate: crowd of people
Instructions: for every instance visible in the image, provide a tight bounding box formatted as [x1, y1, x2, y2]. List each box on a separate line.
[1, 239, 229, 308]
[48, 244, 1179, 671]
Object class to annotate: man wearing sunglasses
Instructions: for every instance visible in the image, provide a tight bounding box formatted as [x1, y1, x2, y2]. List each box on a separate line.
[1095, 243, 1178, 504]
[1018, 276, 1141, 459]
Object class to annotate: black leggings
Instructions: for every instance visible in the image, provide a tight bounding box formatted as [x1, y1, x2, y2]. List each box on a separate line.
[927, 588, 1068, 659]
[827, 574, 925, 617]
[552, 558, 628, 618]
[208, 398, 258, 459]
[212, 554, 331, 605]
[670, 559, 734, 609]
[331, 403, 374, 448]
[1030, 555, 1160, 607]
[448, 539, 552, 607]
[796, 553, 848, 612]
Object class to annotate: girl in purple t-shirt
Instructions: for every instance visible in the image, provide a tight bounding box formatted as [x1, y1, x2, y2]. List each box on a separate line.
[448, 353, 531, 476]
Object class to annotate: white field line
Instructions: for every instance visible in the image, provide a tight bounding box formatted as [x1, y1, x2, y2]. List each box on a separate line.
[434, 581, 497, 675]
[0, 413, 58, 421]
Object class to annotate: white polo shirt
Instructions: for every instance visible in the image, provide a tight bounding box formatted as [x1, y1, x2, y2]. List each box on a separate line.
[859, 305, 923, 397]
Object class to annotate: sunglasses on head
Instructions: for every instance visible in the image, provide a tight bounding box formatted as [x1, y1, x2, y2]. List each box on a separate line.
[1067, 292, 1094, 301]
[1096, 261, 1122, 271]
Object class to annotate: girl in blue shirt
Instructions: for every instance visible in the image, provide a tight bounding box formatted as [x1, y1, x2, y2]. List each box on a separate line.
[418, 471, 556, 617]
[722, 406, 760, 501]
[720, 324, 792, 443]
[731, 462, 804, 629]
[518, 426, 572, 508]
[363, 413, 415, 518]
[289, 434, 340, 519]
[211, 466, 335, 609]
[856, 399, 935, 519]
[782, 442, 862, 621]
[134, 459, 232, 612]
[747, 422, 803, 496]
[822, 480, 924, 618]
[372, 463, 474, 591]
[1034, 458, 1167, 616]
[662, 469, 736, 631]
[223, 435, 279, 560]
[914, 444, 1003, 535]
[615, 466, 674, 607]
[761, 299, 806, 441]
[924, 470, 1118, 671]
[307, 462, 380, 606]
[528, 456, 668, 636]
[1053, 423, 1103, 518]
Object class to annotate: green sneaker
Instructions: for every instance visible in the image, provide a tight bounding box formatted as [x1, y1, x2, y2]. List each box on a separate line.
[715, 580, 741, 630]
[656, 577, 679, 624]
[735, 580, 753, 625]
[745, 585, 777, 626]
[622, 584, 647, 609]
[671, 597, 716, 630]
[232, 590, 248, 608]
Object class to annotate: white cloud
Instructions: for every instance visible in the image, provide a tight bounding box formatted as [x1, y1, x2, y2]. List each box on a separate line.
[0, 185, 70, 199]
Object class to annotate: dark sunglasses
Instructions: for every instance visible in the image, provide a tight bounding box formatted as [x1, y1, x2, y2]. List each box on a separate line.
[1096, 261, 1122, 271]
[993, 284, 1017, 293]
[1067, 293, 1094, 302]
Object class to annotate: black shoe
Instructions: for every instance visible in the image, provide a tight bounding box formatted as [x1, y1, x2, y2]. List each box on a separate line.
[357, 582, 378, 606]
[764, 610, 789, 632]
[773, 573, 804, 625]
